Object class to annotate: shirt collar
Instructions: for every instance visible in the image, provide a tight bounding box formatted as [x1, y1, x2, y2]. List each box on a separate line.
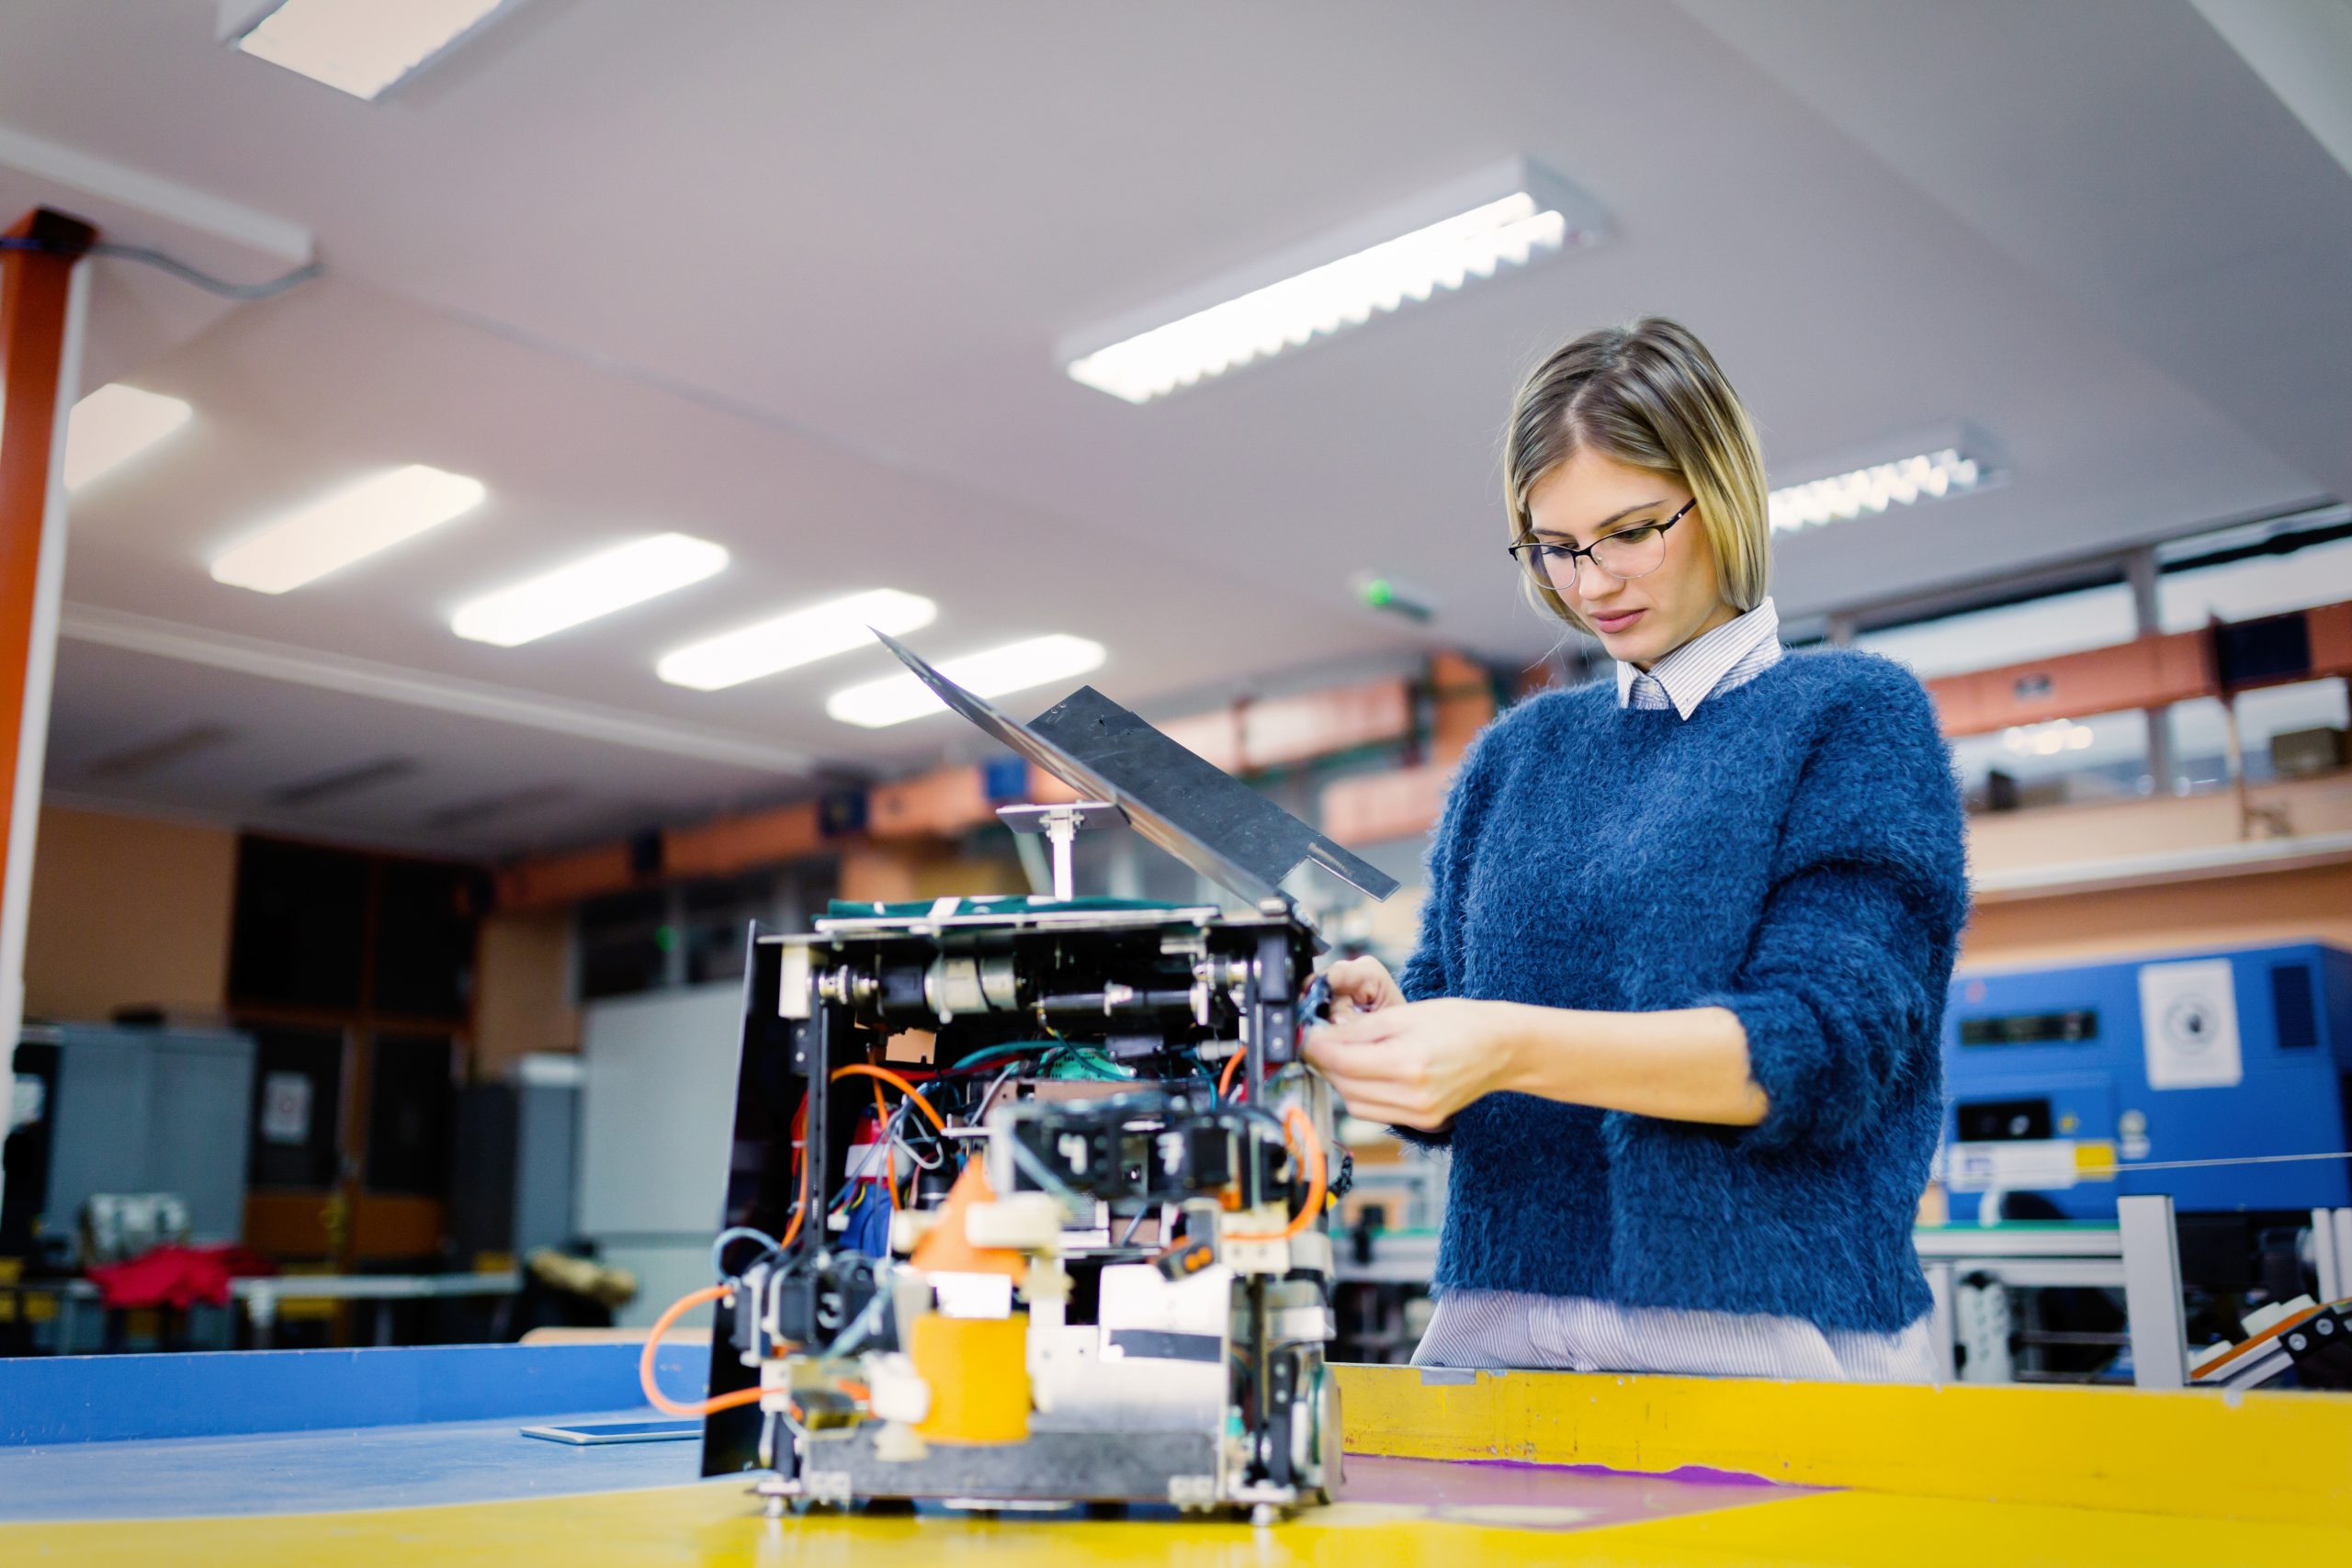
[1614, 597, 1781, 719]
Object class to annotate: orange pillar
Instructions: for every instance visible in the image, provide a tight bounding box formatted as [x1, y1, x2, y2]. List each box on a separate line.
[0, 209, 96, 1119]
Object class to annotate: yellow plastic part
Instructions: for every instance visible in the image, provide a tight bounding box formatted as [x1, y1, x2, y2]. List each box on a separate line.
[909, 1310, 1031, 1443]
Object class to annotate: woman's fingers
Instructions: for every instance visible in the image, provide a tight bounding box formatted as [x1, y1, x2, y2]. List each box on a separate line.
[1324, 956, 1403, 1016]
[1303, 1032, 1415, 1085]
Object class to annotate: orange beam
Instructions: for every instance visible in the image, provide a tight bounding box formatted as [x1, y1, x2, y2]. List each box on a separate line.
[1925, 629, 2214, 738]
[1238, 676, 1412, 769]
[2310, 601, 2352, 679]
[1428, 651, 1495, 766]
[493, 842, 635, 912]
[1321, 762, 1454, 849]
[665, 800, 822, 878]
[0, 209, 94, 906]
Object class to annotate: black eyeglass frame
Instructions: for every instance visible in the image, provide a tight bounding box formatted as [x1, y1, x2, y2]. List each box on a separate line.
[1507, 496, 1699, 589]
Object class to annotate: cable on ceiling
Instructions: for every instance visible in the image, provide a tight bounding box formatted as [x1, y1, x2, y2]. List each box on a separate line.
[0, 234, 322, 301]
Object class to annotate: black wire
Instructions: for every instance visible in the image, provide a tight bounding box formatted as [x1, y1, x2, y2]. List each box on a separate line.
[0, 236, 321, 302]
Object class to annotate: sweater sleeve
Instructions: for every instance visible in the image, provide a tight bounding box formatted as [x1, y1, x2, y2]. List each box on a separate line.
[1384, 718, 1503, 1149]
[1693, 663, 1969, 1156]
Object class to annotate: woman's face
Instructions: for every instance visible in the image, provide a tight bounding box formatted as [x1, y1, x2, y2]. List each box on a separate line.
[1524, 446, 1738, 671]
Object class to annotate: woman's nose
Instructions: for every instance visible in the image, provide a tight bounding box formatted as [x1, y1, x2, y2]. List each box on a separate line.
[1571, 556, 1621, 597]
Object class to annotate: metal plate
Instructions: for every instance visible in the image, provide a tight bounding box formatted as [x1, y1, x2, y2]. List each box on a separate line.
[871, 630, 1398, 907]
[799, 1425, 1223, 1504]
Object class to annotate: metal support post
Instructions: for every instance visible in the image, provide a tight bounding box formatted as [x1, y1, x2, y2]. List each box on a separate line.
[2119, 1193, 2189, 1389]
[996, 801, 1122, 902]
[2126, 547, 2176, 793]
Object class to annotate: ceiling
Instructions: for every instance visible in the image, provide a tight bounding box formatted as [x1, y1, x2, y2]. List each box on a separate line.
[2, 0, 2346, 857]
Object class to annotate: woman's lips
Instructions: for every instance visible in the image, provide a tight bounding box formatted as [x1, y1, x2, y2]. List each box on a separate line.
[1592, 607, 1645, 634]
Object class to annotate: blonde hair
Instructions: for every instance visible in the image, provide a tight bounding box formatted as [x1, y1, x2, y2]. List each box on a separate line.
[1502, 317, 1770, 635]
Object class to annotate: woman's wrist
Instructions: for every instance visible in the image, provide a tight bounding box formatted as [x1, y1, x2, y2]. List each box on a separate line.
[1485, 1000, 1576, 1100]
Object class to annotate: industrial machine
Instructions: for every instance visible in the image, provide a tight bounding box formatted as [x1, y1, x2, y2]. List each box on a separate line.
[1940, 942, 2352, 1219]
[663, 633, 1398, 1520]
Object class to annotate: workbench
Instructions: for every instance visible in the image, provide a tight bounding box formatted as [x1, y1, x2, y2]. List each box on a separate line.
[2, 1342, 2346, 1564]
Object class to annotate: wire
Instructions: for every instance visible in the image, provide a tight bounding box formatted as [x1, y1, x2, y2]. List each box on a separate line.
[870, 1077, 901, 1211]
[0, 236, 322, 301]
[1229, 1104, 1327, 1243]
[971, 1060, 1026, 1128]
[830, 1063, 946, 1133]
[1217, 1050, 1246, 1102]
[639, 1283, 769, 1417]
[709, 1226, 781, 1282]
[775, 1096, 811, 1254]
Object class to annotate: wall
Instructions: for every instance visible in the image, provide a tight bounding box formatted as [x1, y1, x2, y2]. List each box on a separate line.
[1961, 772, 2352, 965]
[1962, 861, 2352, 967]
[473, 908, 579, 1076]
[21, 805, 235, 1023]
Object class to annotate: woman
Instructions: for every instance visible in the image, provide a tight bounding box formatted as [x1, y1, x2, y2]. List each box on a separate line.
[1304, 318, 1969, 1381]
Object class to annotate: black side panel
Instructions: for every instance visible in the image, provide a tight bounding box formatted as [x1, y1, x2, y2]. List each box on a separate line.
[700, 927, 805, 1477]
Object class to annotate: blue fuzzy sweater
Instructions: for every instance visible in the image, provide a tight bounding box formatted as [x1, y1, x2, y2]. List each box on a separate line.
[1399, 649, 1970, 1333]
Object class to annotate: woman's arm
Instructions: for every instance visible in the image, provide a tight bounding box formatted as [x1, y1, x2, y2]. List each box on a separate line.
[1303, 998, 1766, 1133]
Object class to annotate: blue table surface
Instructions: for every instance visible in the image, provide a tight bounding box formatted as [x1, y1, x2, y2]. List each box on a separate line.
[0, 1405, 736, 1522]
[0, 1342, 740, 1524]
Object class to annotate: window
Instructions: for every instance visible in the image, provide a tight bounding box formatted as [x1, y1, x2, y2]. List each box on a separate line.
[2159, 509, 2352, 631]
[1851, 581, 2138, 679]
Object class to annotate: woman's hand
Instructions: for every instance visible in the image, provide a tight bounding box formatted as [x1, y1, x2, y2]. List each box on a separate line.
[1302, 998, 1517, 1132]
[1321, 954, 1406, 1021]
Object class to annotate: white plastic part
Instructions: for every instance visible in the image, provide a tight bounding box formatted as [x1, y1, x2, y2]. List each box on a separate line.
[964, 1193, 1068, 1251]
[865, 1352, 932, 1425]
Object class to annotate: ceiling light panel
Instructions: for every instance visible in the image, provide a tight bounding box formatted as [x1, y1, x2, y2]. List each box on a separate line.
[657, 589, 938, 692]
[224, 0, 523, 101]
[210, 464, 486, 594]
[827, 635, 1107, 728]
[63, 385, 192, 491]
[1770, 448, 1996, 533]
[1063, 158, 1608, 404]
[452, 534, 728, 648]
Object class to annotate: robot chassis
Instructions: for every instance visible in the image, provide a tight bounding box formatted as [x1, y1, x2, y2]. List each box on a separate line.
[692, 635, 1398, 1523]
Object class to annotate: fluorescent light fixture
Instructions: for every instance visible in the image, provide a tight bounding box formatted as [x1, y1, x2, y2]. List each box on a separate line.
[1770, 448, 1996, 533]
[224, 0, 521, 101]
[2002, 719, 2096, 757]
[451, 533, 729, 648]
[211, 464, 486, 594]
[657, 589, 938, 692]
[63, 385, 192, 491]
[1063, 158, 1608, 404]
[826, 634, 1107, 728]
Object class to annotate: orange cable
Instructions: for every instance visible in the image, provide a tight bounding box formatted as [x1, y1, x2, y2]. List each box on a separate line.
[1217, 1050, 1244, 1102]
[869, 1076, 901, 1212]
[775, 1095, 810, 1252]
[1228, 1104, 1326, 1243]
[830, 1063, 947, 1133]
[639, 1283, 768, 1417]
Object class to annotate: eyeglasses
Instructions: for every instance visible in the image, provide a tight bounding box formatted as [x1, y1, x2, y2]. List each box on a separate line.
[1507, 497, 1697, 595]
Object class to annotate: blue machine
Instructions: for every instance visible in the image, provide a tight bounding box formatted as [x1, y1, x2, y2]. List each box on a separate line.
[1940, 942, 2352, 1217]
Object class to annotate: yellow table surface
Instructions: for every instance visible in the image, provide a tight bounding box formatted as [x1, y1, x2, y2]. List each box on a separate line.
[7, 1363, 2348, 1566]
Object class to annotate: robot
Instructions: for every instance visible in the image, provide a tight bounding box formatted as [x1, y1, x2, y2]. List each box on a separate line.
[653, 632, 1398, 1520]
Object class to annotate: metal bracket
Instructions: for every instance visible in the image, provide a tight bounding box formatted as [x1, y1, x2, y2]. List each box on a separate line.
[997, 801, 1123, 901]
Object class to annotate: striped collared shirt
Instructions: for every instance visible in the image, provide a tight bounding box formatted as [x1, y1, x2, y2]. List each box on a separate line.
[1615, 597, 1781, 717]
